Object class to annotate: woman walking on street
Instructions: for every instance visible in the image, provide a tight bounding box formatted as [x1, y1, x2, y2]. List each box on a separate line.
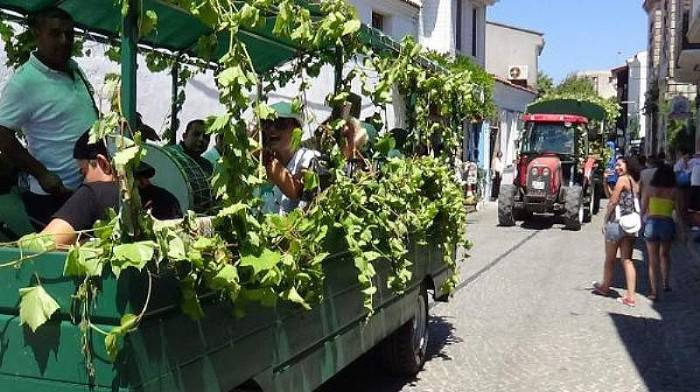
[593, 157, 642, 307]
[641, 164, 678, 300]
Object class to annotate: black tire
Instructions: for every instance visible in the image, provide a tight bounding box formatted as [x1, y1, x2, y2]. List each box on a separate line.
[513, 207, 531, 222]
[593, 182, 602, 214]
[380, 282, 429, 376]
[583, 185, 595, 223]
[498, 184, 517, 227]
[563, 185, 584, 231]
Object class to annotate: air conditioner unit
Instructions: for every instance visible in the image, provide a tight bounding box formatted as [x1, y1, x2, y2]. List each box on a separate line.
[508, 65, 529, 81]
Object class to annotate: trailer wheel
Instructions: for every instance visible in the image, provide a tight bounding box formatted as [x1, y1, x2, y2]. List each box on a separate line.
[380, 282, 429, 376]
[563, 185, 583, 231]
[498, 184, 517, 226]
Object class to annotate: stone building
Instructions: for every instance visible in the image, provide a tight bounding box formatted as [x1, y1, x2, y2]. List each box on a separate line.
[573, 70, 617, 100]
[611, 52, 649, 152]
[644, 0, 697, 155]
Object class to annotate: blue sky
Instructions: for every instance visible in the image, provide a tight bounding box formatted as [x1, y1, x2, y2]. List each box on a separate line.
[488, 0, 648, 82]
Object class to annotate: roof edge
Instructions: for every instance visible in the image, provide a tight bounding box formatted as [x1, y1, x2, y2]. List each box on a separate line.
[486, 20, 544, 37]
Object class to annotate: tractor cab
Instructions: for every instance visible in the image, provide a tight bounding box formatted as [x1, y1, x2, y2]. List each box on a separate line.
[517, 114, 589, 193]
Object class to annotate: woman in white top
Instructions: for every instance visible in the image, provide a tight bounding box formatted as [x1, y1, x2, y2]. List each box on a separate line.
[261, 102, 319, 215]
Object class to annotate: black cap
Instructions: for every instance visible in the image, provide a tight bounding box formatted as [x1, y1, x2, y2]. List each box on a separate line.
[73, 130, 109, 160]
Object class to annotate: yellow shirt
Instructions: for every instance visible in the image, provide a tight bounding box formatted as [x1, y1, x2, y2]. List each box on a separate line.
[648, 197, 674, 218]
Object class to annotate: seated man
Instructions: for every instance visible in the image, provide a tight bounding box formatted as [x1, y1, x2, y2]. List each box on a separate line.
[134, 162, 182, 220]
[169, 119, 213, 175]
[40, 131, 118, 247]
[261, 102, 319, 215]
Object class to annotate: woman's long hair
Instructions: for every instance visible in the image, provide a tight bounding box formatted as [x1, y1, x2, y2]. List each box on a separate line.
[650, 163, 677, 188]
[618, 156, 642, 182]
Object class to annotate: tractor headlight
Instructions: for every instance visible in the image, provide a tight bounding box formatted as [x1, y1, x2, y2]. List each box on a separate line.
[530, 167, 539, 176]
[542, 168, 551, 177]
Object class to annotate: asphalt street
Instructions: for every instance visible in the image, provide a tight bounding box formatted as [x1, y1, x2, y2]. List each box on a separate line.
[319, 202, 700, 392]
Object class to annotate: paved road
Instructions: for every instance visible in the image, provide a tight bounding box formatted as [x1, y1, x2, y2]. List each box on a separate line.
[319, 203, 700, 392]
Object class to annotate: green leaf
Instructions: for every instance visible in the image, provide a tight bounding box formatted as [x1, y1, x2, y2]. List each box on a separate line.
[113, 145, 141, 168]
[112, 241, 156, 277]
[374, 135, 396, 156]
[239, 249, 282, 276]
[218, 66, 244, 88]
[17, 233, 55, 254]
[254, 102, 275, 121]
[104, 311, 139, 361]
[342, 20, 361, 36]
[284, 287, 310, 310]
[209, 264, 239, 292]
[303, 171, 319, 191]
[216, 202, 247, 219]
[180, 278, 204, 320]
[105, 333, 119, 362]
[64, 244, 104, 277]
[166, 236, 186, 261]
[290, 127, 303, 151]
[208, 113, 231, 132]
[140, 10, 158, 38]
[18, 285, 60, 332]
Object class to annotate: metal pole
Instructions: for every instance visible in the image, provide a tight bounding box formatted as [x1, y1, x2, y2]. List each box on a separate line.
[168, 60, 180, 145]
[120, 0, 138, 133]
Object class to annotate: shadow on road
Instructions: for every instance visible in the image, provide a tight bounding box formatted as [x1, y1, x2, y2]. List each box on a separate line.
[316, 316, 460, 392]
[608, 239, 700, 391]
[519, 215, 555, 231]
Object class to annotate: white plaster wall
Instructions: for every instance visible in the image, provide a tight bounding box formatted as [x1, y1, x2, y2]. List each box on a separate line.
[485, 22, 544, 89]
[492, 80, 537, 164]
[420, 0, 455, 54]
[350, 0, 419, 42]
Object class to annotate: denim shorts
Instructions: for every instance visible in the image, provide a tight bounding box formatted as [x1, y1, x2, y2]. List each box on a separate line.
[605, 222, 630, 242]
[643, 217, 676, 242]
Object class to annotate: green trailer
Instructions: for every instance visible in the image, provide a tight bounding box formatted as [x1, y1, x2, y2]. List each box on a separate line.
[0, 233, 452, 391]
[0, 1, 458, 391]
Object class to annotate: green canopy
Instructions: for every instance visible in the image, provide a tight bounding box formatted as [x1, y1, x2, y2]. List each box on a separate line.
[0, 0, 324, 72]
[527, 99, 607, 122]
[0, 1, 426, 126]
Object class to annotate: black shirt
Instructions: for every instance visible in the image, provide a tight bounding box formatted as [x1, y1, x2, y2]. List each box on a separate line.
[53, 181, 119, 231]
[139, 184, 182, 220]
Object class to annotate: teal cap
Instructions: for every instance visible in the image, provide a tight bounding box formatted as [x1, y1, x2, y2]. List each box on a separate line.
[361, 122, 378, 145]
[271, 102, 303, 125]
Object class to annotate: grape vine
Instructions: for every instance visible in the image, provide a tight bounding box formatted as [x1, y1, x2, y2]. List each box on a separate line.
[0, 0, 491, 378]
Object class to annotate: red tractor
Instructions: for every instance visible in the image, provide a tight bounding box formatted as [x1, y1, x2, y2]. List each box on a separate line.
[498, 100, 605, 231]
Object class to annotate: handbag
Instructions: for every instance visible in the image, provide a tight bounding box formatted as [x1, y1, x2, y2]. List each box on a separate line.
[615, 178, 641, 234]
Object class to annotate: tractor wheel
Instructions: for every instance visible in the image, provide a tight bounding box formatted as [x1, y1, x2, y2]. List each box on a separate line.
[498, 184, 517, 226]
[593, 182, 602, 215]
[583, 185, 595, 223]
[563, 185, 584, 231]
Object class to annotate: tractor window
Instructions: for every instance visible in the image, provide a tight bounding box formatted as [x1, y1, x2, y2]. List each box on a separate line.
[521, 123, 575, 155]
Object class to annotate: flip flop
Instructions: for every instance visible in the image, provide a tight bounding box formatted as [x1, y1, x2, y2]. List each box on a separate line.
[617, 297, 636, 307]
[591, 281, 611, 297]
